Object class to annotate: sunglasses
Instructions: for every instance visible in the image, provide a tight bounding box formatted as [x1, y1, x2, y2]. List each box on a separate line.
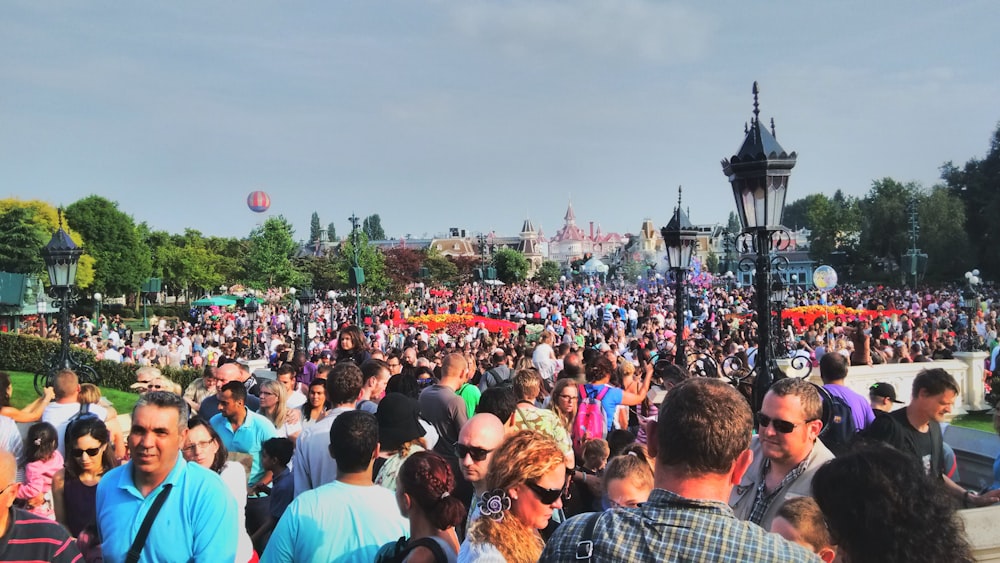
[756, 413, 811, 434]
[525, 480, 563, 505]
[454, 442, 493, 462]
[147, 384, 164, 390]
[72, 446, 104, 459]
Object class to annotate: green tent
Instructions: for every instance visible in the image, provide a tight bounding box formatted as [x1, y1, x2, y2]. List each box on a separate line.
[192, 296, 237, 307]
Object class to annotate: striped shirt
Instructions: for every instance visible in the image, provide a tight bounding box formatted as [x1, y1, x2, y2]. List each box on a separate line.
[0, 508, 81, 562]
[540, 489, 820, 562]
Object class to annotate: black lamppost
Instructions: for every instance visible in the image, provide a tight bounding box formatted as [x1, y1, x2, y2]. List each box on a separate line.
[770, 278, 788, 358]
[39, 211, 93, 392]
[298, 288, 315, 352]
[245, 297, 260, 359]
[348, 214, 365, 326]
[721, 82, 797, 414]
[661, 187, 698, 367]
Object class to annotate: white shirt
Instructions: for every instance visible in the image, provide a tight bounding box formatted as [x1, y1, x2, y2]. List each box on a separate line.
[220, 461, 254, 563]
[43, 401, 108, 457]
[292, 407, 353, 495]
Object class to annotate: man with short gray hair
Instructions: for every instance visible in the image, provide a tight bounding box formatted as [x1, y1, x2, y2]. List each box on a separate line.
[97, 391, 238, 562]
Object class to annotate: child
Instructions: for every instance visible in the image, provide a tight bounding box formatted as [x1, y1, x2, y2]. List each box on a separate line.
[603, 444, 654, 510]
[250, 437, 295, 550]
[16, 422, 63, 520]
[770, 497, 837, 563]
[564, 438, 609, 517]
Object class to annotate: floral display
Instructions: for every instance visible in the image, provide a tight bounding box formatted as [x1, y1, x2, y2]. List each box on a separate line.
[780, 305, 907, 328]
[391, 313, 518, 334]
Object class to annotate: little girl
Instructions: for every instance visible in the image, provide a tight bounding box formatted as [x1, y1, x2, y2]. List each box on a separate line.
[16, 422, 63, 519]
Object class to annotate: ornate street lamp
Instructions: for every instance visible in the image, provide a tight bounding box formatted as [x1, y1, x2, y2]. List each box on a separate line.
[661, 187, 698, 366]
[721, 81, 797, 414]
[348, 214, 365, 326]
[245, 297, 260, 359]
[93, 292, 102, 328]
[298, 288, 315, 352]
[39, 211, 96, 392]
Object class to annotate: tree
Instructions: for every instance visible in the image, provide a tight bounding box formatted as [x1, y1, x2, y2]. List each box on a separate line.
[245, 216, 305, 288]
[382, 247, 424, 290]
[0, 206, 47, 274]
[327, 222, 338, 242]
[362, 214, 386, 241]
[424, 253, 459, 286]
[293, 256, 339, 292]
[492, 248, 529, 284]
[857, 178, 920, 279]
[310, 212, 322, 243]
[333, 232, 390, 294]
[916, 185, 972, 281]
[0, 200, 95, 288]
[941, 122, 1000, 277]
[806, 190, 861, 264]
[65, 195, 151, 296]
[726, 212, 741, 234]
[533, 260, 562, 288]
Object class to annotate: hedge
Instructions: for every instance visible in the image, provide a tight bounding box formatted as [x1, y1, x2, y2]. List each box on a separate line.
[0, 332, 203, 392]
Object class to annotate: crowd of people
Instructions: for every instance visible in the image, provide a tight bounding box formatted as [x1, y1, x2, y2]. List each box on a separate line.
[2, 276, 1000, 562]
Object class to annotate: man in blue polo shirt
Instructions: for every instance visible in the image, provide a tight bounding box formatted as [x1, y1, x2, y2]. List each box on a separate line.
[96, 392, 237, 562]
[211, 381, 277, 486]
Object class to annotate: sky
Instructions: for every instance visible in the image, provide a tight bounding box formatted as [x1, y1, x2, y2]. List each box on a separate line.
[2, 1, 999, 243]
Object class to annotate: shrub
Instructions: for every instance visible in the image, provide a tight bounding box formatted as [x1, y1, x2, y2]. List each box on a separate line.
[0, 333, 202, 393]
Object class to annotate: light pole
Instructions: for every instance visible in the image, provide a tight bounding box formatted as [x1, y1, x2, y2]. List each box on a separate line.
[661, 187, 698, 367]
[39, 210, 96, 392]
[245, 297, 260, 359]
[721, 81, 797, 415]
[298, 288, 315, 352]
[93, 292, 102, 330]
[348, 214, 365, 326]
[770, 278, 789, 358]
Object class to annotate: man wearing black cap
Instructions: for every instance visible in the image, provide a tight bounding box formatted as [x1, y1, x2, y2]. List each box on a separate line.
[373, 393, 426, 487]
[869, 382, 903, 413]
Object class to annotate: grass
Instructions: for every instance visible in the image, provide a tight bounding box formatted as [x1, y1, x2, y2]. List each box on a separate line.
[951, 411, 997, 434]
[7, 371, 138, 415]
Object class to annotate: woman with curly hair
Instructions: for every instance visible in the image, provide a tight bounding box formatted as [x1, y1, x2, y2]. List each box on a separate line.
[376, 451, 466, 562]
[812, 443, 975, 563]
[459, 430, 567, 563]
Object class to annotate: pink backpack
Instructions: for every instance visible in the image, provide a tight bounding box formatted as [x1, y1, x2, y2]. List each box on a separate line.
[572, 384, 609, 457]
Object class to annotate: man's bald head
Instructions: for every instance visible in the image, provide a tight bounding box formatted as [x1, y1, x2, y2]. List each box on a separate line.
[457, 414, 506, 487]
[216, 362, 244, 385]
[441, 353, 469, 382]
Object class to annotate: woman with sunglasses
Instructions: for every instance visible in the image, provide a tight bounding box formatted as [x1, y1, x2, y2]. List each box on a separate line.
[52, 416, 118, 538]
[459, 430, 566, 563]
[183, 417, 256, 563]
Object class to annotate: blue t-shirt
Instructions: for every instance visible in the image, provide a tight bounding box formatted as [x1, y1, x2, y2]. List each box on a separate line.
[96, 457, 238, 563]
[211, 409, 278, 484]
[583, 383, 625, 432]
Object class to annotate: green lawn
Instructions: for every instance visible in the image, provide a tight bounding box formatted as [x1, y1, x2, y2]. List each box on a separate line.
[7, 371, 138, 415]
[951, 411, 997, 434]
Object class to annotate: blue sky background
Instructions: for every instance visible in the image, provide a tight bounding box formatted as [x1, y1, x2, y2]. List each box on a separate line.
[2, 1, 998, 241]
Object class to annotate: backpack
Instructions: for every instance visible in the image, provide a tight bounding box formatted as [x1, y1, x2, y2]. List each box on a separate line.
[572, 384, 609, 458]
[65, 403, 101, 447]
[376, 536, 455, 563]
[483, 367, 512, 390]
[820, 394, 857, 456]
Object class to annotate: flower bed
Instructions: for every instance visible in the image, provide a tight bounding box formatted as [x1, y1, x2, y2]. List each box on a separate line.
[392, 314, 518, 334]
[781, 305, 906, 327]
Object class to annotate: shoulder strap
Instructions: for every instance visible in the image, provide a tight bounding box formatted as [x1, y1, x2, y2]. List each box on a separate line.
[929, 420, 944, 477]
[574, 511, 602, 561]
[404, 537, 453, 563]
[595, 386, 610, 401]
[125, 484, 173, 563]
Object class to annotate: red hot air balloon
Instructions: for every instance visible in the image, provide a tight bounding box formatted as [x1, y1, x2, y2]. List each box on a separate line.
[247, 191, 271, 213]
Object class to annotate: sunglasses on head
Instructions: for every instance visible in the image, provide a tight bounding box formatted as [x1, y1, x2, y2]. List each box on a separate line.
[756, 412, 811, 434]
[454, 442, 493, 462]
[72, 446, 103, 459]
[525, 480, 563, 505]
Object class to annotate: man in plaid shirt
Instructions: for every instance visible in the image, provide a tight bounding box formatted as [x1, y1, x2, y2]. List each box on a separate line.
[540, 378, 819, 562]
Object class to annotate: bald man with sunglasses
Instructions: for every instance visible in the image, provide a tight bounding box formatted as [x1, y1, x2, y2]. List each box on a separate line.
[729, 377, 834, 530]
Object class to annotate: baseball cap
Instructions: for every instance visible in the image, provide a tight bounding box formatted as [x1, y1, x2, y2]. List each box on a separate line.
[869, 382, 903, 403]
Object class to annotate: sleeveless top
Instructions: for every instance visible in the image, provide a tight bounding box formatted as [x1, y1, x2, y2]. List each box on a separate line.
[64, 475, 98, 537]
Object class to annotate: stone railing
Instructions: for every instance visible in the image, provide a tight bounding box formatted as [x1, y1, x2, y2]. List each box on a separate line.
[783, 351, 991, 417]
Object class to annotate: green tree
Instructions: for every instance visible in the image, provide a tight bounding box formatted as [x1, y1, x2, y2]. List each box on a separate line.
[726, 211, 741, 234]
[704, 252, 720, 274]
[65, 195, 151, 296]
[293, 256, 339, 292]
[533, 260, 562, 288]
[362, 214, 386, 240]
[327, 222, 338, 242]
[245, 216, 305, 288]
[424, 252, 459, 286]
[310, 212, 322, 242]
[493, 248, 529, 284]
[941, 122, 1000, 277]
[805, 190, 861, 264]
[0, 206, 47, 274]
[0, 199, 95, 288]
[916, 186, 972, 281]
[857, 178, 920, 278]
[333, 232, 390, 294]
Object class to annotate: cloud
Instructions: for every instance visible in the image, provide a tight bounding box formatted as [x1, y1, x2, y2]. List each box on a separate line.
[450, 0, 714, 63]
